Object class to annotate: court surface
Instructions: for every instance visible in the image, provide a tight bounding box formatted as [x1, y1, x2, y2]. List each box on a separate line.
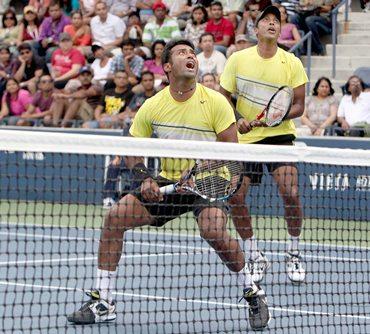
[0, 203, 369, 334]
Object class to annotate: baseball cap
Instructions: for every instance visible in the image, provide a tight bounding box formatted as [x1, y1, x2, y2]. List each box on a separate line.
[59, 32, 72, 42]
[235, 34, 248, 43]
[256, 5, 281, 26]
[152, 1, 167, 11]
[79, 66, 93, 75]
[24, 5, 37, 14]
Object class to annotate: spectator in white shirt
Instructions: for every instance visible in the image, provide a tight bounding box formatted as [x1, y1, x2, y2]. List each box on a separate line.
[196, 32, 226, 82]
[106, 0, 137, 19]
[90, 1, 126, 55]
[338, 75, 370, 130]
[90, 43, 113, 86]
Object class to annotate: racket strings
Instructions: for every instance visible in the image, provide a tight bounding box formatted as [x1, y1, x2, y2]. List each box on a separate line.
[265, 87, 293, 126]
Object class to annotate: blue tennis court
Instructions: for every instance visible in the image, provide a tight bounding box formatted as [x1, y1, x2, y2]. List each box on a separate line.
[1, 221, 369, 334]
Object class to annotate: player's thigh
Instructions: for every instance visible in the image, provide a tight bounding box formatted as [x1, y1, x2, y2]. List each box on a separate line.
[108, 193, 155, 229]
[271, 164, 299, 198]
[229, 175, 251, 205]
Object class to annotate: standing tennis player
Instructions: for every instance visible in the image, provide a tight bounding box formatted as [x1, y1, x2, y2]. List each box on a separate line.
[68, 39, 270, 330]
[220, 6, 308, 284]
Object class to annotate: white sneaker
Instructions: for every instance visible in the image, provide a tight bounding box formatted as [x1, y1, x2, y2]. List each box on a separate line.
[247, 252, 270, 283]
[67, 290, 116, 324]
[286, 252, 306, 284]
[103, 197, 115, 209]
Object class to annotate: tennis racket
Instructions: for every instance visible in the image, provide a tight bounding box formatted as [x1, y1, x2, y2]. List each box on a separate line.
[159, 160, 242, 202]
[251, 86, 293, 127]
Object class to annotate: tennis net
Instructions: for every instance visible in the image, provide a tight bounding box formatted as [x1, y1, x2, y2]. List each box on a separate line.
[0, 129, 369, 334]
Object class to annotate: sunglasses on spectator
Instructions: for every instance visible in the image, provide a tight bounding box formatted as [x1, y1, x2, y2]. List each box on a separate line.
[249, 9, 259, 12]
[40, 79, 53, 83]
[5, 16, 15, 20]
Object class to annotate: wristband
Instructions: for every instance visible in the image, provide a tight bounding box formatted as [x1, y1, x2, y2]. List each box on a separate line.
[132, 163, 152, 182]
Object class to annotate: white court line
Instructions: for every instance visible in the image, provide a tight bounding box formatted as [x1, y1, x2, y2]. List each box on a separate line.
[0, 281, 369, 322]
[0, 231, 367, 263]
[2, 220, 369, 251]
[0, 252, 191, 267]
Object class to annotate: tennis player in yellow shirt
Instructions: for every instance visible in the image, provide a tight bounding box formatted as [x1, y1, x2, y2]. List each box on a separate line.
[220, 6, 308, 285]
[68, 39, 271, 330]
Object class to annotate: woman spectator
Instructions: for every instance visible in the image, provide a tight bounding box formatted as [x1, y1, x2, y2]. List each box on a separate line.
[301, 77, 338, 136]
[184, 4, 208, 49]
[0, 8, 20, 51]
[90, 43, 113, 86]
[122, 12, 144, 47]
[0, 77, 32, 125]
[0, 45, 19, 97]
[200, 72, 218, 91]
[17, 6, 40, 50]
[64, 10, 92, 55]
[277, 4, 301, 50]
[142, 39, 167, 88]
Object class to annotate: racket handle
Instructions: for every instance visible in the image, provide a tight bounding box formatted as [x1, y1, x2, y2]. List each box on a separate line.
[159, 184, 176, 195]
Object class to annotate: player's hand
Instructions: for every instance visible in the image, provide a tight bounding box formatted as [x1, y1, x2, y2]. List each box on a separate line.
[237, 118, 252, 133]
[250, 120, 268, 128]
[141, 178, 163, 202]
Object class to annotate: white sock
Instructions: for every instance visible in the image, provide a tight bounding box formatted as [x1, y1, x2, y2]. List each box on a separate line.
[236, 265, 254, 288]
[96, 268, 117, 303]
[245, 236, 259, 260]
[288, 236, 300, 255]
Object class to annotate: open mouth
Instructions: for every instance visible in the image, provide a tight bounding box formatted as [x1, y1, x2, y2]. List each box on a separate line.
[268, 28, 276, 33]
[186, 60, 196, 69]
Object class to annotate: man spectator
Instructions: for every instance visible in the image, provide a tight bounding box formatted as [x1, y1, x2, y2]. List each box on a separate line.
[109, 40, 144, 86]
[38, 0, 71, 59]
[337, 75, 370, 134]
[197, 32, 226, 82]
[124, 70, 156, 121]
[14, 43, 47, 94]
[20, 74, 54, 126]
[50, 33, 86, 89]
[205, 1, 234, 55]
[84, 70, 133, 129]
[51, 66, 102, 127]
[226, 34, 256, 58]
[90, 1, 126, 55]
[142, 1, 181, 47]
[106, 0, 138, 19]
[236, 1, 260, 42]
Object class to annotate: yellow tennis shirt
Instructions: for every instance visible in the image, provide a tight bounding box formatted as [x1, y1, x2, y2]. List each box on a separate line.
[220, 46, 308, 143]
[129, 84, 236, 181]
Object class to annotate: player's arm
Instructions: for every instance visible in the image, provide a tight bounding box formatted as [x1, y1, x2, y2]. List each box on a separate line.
[217, 123, 238, 143]
[219, 86, 252, 134]
[285, 84, 305, 120]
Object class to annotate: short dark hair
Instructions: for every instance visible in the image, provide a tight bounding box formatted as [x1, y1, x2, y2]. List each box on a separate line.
[115, 70, 128, 77]
[2, 8, 17, 28]
[161, 39, 195, 66]
[344, 75, 365, 95]
[150, 39, 166, 59]
[191, 5, 208, 25]
[201, 72, 216, 82]
[49, 0, 61, 8]
[70, 10, 83, 18]
[312, 77, 335, 96]
[141, 71, 155, 79]
[18, 42, 33, 52]
[210, 1, 223, 9]
[121, 39, 135, 49]
[199, 32, 214, 44]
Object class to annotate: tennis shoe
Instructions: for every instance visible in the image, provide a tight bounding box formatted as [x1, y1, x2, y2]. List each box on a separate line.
[67, 290, 116, 325]
[248, 251, 270, 283]
[241, 284, 271, 330]
[286, 252, 306, 284]
[103, 197, 115, 209]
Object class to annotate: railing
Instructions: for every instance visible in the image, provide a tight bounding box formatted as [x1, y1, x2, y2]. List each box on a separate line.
[289, 31, 312, 95]
[331, 0, 350, 78]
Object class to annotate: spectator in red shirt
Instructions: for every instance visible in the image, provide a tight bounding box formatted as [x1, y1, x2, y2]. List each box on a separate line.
[205, 1, 234, 56]
[51, 32, 86, 89]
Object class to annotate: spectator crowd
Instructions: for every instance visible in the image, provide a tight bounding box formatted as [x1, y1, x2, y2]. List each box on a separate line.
[0, 0, 368, 135]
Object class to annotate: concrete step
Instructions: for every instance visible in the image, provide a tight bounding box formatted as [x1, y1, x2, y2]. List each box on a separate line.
[326, 44, 370, 56]
[340, 12, 370, 21]
[308, 68, 354, 81]
[337, 33, 370, 44]
[302, 56, 370, 68]
[339, 21, 370, 31]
